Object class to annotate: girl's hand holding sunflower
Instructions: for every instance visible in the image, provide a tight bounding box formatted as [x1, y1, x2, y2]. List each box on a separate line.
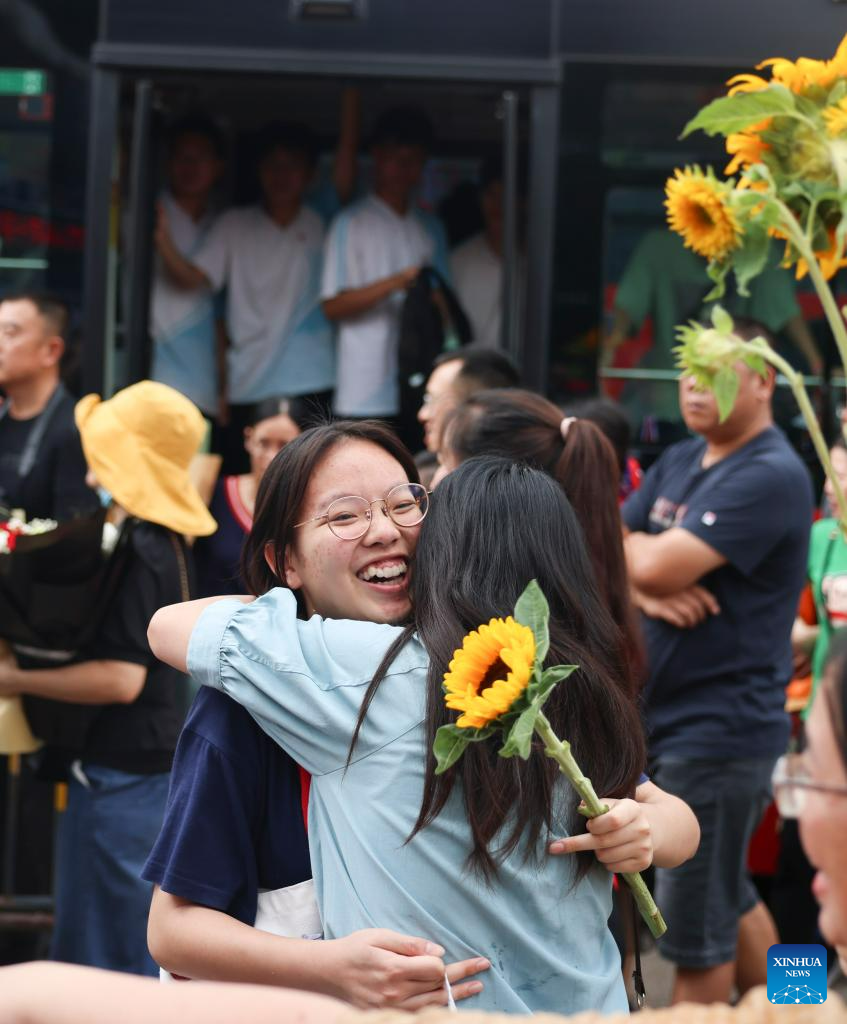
[548, 798, 654, 875]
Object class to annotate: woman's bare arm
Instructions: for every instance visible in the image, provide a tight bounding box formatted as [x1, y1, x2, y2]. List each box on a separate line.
[148, 596, 251, 673]
[149, 888, 488, 1009]
[0, 962, 349, 1024]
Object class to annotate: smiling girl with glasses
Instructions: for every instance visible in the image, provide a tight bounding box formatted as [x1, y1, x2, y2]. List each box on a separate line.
[144, 420, 489, 1007]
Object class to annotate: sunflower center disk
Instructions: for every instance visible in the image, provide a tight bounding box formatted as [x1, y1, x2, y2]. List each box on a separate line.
[476, 657, 510, 695]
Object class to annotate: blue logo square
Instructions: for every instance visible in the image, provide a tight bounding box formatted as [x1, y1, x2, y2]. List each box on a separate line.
[767, 943, 827, 1004]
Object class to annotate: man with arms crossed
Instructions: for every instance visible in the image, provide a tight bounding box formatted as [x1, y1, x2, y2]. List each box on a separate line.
[623, 321, 813, 1004]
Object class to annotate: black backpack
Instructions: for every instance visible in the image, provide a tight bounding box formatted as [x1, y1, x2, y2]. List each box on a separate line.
[398, 266, 472, 387]
[396, 266, 472, 447]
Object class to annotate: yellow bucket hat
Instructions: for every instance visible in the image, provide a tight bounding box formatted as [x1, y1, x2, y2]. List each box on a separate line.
[75, 381, 217, 537]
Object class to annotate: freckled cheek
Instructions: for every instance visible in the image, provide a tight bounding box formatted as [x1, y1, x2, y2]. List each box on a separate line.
[307, 537, 354, 587]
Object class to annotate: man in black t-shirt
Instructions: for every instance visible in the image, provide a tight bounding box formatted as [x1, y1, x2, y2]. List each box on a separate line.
[0, 293, 97, 965]
[0, 292, 96, 521]
[622, 326, 813, 1006]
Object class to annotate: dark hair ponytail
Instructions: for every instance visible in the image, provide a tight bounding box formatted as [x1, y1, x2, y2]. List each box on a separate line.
[445, 389, 644, 693]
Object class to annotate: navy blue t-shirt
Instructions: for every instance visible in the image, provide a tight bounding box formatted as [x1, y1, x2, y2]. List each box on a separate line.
[142, 686, 311, 925]
[622, 425, 812, 761]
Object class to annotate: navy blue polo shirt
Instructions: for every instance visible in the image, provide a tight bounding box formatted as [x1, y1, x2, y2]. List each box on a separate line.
[623, 426, 812, 761]
[142, 686, 311, 925]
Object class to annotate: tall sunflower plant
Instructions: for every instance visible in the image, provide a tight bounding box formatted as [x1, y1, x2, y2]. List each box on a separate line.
[665, 34, 847, 532]
[433, 580, 667, 940]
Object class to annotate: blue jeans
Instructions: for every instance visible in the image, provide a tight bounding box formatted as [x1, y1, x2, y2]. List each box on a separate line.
[50, 763, 170, 976]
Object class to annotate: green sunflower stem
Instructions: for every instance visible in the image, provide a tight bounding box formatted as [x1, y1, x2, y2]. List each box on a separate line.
[749, 340, 847, 536]
[533, 711, 667, 940]
[774, 198, 847, 377]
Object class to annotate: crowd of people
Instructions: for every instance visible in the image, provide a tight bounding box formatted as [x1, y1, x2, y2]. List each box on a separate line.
[0, 96, 845, 1023]
[150, 98, 512, 467]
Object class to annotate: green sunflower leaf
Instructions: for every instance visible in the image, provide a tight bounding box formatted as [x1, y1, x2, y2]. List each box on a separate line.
[498, 702, 539, 760]
[681, 86, 799, 140]
[465, 725, 498, 743]
[713, 364, 740, 422]
[703, 259, 731, 302]
[711, 304, 734, 335]
[743, 350, 770, 379]
[732, 225, 772, 296]
[514, 579, 550, 664]
[433, 724, 471, 774]
[527, 664, 578, 705]
[828, 79, 847, 106]
[795, 93, 823, 121]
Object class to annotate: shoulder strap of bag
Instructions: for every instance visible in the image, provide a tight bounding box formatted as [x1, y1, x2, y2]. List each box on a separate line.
[169, 532, 191, 603]
[0, 382, 69, 480]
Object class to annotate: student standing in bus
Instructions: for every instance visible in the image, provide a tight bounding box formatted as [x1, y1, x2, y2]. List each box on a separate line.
[150, 116, 226, 424]
[321, 107, 450, 432]
[156, 123, 335, 473]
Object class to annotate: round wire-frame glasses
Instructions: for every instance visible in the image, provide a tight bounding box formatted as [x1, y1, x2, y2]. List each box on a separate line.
[294, 482, 431, 540]
[771, 752, 847, 819]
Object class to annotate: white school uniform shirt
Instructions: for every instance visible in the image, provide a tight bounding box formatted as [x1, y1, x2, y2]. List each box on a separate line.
[150, 192, 218, 415]
[451, 232, 525, 351]
[450, 232, 502, 349]
[194, 205, 334, 405]
[321, 194, 450, 417]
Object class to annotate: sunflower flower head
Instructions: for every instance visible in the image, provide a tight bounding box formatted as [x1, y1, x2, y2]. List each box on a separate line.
[432, 581, 579, 775]
[443, 616, 535, 730]
[665, 166, 742, 263]
[674, 306, 770, 422]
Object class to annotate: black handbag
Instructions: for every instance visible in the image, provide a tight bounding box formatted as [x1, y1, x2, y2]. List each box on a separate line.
[396, 266, 473, 447]
[397, 265, 473, 388]
[7, 516, 137, 754]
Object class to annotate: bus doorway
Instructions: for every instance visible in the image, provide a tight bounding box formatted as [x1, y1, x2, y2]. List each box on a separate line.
[87, 70, 551, 453]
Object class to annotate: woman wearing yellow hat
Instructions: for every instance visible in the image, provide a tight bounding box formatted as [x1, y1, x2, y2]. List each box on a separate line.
[0, 380, 215, 976]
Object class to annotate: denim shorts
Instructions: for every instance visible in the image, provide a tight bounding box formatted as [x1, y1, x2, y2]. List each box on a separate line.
[650, 756, 776, 969]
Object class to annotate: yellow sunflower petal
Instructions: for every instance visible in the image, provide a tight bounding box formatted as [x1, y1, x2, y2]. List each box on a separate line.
[727, 73, 769, 96]
[826, 33, 847, 82]
[724, 124, 771, 175]
[757, 57, 808, 93]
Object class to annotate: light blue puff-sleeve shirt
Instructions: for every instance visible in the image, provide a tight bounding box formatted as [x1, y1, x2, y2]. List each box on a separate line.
[188, 589, 628, 1016]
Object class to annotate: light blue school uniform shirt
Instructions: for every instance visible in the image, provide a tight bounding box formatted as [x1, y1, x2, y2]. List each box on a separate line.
[150, 192, 219, 415]
[321, 195, 451, 417]
[188, 589, 628, 1016]
[194, 205, 334, 405]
